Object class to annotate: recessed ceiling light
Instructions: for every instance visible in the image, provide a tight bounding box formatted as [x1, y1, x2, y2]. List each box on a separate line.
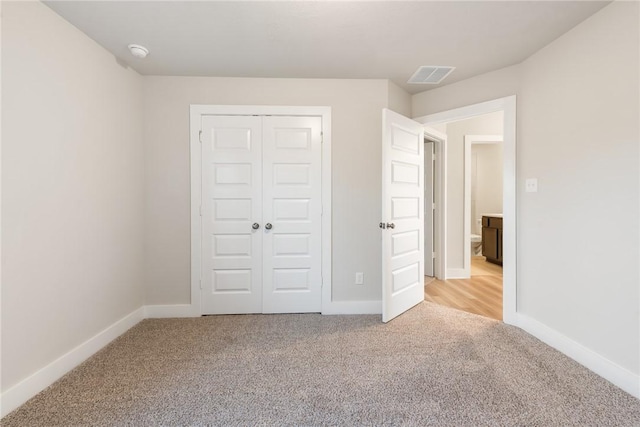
[128, 44, 149, 59]
[408, 66, 455, 84]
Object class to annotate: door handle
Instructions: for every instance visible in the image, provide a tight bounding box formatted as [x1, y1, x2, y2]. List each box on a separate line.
[379, 222, 386, 229]
[386, 222, 395, 229]
[252, 223, 260, 230]
[265, 223, 273, 230]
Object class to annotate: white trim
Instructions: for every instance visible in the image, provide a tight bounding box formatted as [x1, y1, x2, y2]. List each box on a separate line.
[0, 307, 145, 418]
[320, 114, 333, 317]
[446, 268, 468, 280]
[501, 96, 517, 325]
[190, 108, 202, 316]
[321, 300, 381, 315]
[144, 304, 198, 318]
[463, 135, 503, 278]
[190, 105, 332, 316]
[515, 314, 640, 399]
[413, 97, 508, 125]
[415, 96, 517, 325]
[423, 127, 447, 280]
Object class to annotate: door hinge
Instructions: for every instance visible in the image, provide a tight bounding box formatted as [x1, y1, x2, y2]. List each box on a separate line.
[198, 130, 203, 143]
[199, 279, 202, 290]
[432, 202, 436, 210]
[432, 252, 436, 259]
[320, 131, 324, 143]
[199, 205, 203, 216]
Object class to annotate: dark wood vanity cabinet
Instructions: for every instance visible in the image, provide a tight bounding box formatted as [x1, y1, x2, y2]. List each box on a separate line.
[482, 216, 503, 265]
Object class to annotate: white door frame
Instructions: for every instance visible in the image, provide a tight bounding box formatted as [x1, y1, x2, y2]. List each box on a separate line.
[423, 140, 434, 277]
[423, 128, 447, 280]
[190, 105, 332, 316]
[463, 135, 503, 278]
[414, 96, 517, 325]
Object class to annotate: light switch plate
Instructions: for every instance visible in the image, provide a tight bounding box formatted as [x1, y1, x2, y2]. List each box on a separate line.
[525, 178, 538, 193]
[355, 272, 364, 285]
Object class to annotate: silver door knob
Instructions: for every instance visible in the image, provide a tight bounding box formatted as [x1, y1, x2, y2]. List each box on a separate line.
[386, 222, 395, 229]
[265, 223, 273, 230]
[252, 223, 260, 230]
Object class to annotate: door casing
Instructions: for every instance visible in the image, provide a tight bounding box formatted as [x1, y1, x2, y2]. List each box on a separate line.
[423, 140, 435, 277]
[190, 105, 332, 316]
[423, 128, 447, 280]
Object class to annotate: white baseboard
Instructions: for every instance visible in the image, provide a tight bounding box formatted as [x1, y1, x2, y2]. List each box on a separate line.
[144, 301, 382, 316]
[446, 268, 470, 279]
[515, 313, 639, 399]
[144, 304, 198, 318]
[322, 300, 382, 315]
[0, 307, 145, 418]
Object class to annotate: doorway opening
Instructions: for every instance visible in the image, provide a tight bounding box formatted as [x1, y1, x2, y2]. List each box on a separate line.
[414, 96, 517, 324]
[465, 134, 504, 277]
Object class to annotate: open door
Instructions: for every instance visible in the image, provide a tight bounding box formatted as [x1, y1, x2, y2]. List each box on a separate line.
[381, 109, 425, 323]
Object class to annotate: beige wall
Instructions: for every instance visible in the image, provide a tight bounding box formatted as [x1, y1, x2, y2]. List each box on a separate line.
[387, 81, 411, 117]
[143, 77, 389, 304]
[412, 1, 639, 375]
[517, 1, 639, 373]
[412, 64, 521, 118]
[472, 144, 503, 235]
[444, 112, 504, 270]
[1, 1, 144, 391]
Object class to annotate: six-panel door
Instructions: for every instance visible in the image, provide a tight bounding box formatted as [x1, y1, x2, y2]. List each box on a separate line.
[382, 109, 425, 323]
[262, 116, 322, 313]
[201, 116, 263, 314]
[200, 115, 322, 314]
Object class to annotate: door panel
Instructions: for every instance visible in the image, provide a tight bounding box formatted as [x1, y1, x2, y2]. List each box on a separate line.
[201, 116, 263, 314]
[262, 116, 322, 313]
[382, 109, 424, 323]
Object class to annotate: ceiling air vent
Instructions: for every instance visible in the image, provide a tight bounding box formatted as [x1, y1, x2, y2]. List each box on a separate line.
[407, 66, 455, 84]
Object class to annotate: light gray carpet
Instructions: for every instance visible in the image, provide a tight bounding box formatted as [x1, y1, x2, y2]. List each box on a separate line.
[4, 302, 640, 426]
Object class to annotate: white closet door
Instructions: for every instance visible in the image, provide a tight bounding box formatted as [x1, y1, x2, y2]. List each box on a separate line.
[201, 116, 263, 314]
[262, 116, 323, 313]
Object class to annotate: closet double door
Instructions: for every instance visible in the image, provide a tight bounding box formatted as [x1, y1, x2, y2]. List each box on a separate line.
[201, 115, 322, 314]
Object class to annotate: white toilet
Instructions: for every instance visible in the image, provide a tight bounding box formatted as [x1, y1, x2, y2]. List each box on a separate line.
[470, 218, 483, 256]
[470, 233, 482, 256]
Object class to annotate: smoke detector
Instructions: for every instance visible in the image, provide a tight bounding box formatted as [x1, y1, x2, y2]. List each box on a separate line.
[408, 66, 455, 84]
[128, 44, 149, 59]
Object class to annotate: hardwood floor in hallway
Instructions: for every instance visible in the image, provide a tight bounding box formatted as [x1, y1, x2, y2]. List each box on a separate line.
[424, 257, 503, 320]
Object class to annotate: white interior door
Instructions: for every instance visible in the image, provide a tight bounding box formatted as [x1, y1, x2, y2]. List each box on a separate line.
[201, 116, 263, 314]
[262, 116, 323, 313]
[382, 109, 425, 323]
[424, 141, 435, 277]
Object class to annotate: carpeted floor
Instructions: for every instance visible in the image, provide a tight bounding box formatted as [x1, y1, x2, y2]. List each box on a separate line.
[3, 302, 640, 426]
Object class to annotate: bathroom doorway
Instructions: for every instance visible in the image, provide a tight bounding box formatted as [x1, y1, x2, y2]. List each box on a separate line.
[464, 135, 503, 278]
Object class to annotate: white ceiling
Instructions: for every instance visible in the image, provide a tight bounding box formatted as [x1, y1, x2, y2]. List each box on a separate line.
[45, 1, 610, 94]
